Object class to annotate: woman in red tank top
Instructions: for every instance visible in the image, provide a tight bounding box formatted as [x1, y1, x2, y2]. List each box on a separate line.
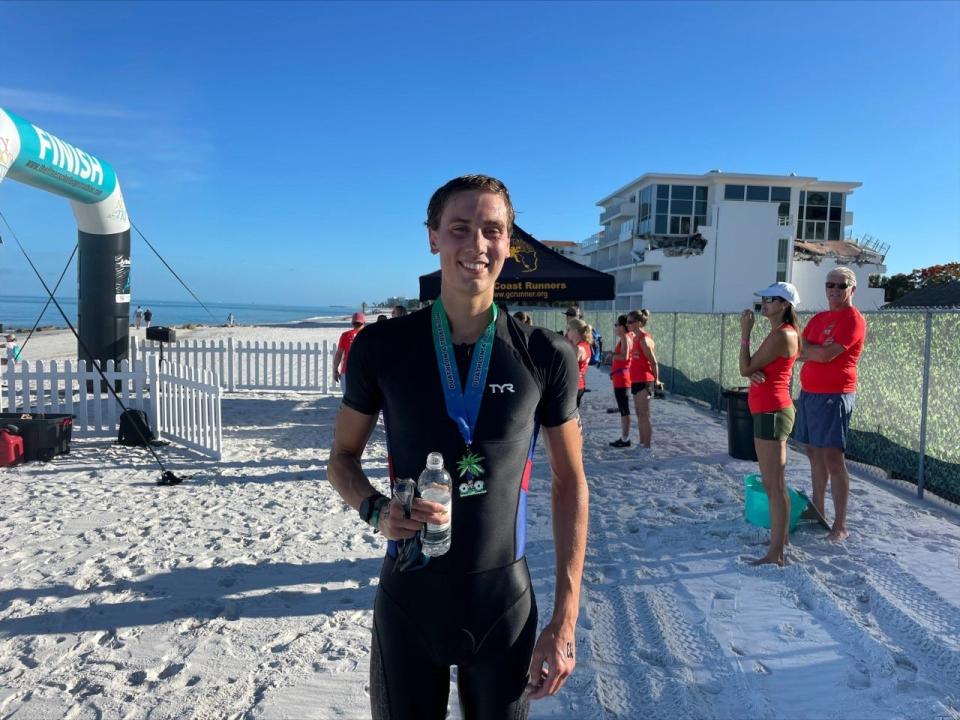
[739, 282, 800, 566]
[609, 315, 633, 447]
[627, 309, 659, 452]
[565, 318, 593, 408]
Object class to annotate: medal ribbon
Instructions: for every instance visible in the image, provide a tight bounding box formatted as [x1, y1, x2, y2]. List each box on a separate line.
[431, 299, 498, 448]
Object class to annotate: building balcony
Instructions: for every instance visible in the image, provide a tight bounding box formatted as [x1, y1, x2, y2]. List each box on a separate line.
[617, 280, 645, 294]
[600, 201, 637, 225]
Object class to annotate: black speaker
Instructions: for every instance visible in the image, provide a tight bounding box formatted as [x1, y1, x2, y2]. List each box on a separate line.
[146, 326, 177, 343]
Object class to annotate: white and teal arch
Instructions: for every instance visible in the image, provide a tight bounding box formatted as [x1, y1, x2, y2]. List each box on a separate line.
[0, 106, 131, 367]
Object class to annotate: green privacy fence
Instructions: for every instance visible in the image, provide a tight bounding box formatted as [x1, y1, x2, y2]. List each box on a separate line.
[525, 308, 960, 504]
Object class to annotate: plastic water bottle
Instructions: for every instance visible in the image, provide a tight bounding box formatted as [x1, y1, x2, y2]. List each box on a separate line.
[419, 452, 452, 557]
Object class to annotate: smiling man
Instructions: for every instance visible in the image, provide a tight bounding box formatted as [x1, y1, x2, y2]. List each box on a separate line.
[794, 266, 867, 541]
[327, 175, 588, 719]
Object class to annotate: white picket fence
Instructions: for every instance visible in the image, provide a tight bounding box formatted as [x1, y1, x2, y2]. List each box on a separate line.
[130, 337, 336, 393]
[155, 361, 223, 459]
[1, 353, 222, 459]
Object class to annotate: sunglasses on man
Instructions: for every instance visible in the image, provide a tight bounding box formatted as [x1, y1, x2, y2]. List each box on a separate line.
[825, 282, 851, 289]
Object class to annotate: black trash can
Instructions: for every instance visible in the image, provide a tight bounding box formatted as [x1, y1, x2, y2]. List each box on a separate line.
[721, 388, 757, 461]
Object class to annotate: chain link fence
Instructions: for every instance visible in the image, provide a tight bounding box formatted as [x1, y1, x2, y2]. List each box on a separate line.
[524, 307, 960, 505]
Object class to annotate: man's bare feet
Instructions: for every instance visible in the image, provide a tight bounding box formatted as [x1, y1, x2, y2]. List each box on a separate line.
[827, 527, 849, 542]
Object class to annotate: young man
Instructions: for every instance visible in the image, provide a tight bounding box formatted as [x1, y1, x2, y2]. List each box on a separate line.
[328, 175, 588, 719]
[793, 267, 866, 541]
[332, 312, 365, 391]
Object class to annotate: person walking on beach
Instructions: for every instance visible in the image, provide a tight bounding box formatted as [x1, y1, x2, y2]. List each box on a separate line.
[793, 267, 866, 541]
[566, 318, 593, 408]
[609, 314, 633, 447]
[739, 282, 800, 566]
[333, 312, 365, 391]
[134, 305, 143, 329]
[2, 333, 20, 363]
[627, 309, 659, 455]
[328, 175, 587, 719]
[143, 308, 153, 329]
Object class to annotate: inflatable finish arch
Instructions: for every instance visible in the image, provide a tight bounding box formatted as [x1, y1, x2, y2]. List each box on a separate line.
[0, 106, 131, 368]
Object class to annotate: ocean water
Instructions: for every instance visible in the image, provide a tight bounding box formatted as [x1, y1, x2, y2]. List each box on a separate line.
[0, 295, 355, 330]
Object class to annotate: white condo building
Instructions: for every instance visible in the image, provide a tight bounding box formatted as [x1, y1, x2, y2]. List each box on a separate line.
[580, 171, 887, 312]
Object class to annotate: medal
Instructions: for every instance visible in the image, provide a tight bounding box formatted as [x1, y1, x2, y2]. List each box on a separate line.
[457, 449, 487, 498]
[431, 299, 497, 499]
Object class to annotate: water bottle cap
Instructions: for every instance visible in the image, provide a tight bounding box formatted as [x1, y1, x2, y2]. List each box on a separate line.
[426, 452, 444, 470]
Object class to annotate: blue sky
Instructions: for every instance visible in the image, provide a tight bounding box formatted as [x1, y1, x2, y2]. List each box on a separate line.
[0, 1, 957, 306]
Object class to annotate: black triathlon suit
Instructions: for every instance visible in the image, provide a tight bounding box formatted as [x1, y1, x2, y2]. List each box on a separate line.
[343, 307, 578, 720]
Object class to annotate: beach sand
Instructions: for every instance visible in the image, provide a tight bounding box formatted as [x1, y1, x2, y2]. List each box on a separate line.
[1, 324, 959, 719]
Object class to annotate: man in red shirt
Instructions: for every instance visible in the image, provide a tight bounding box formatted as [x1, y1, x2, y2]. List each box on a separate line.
[333, 312, 365, 391]
[794, 267, 867, 541]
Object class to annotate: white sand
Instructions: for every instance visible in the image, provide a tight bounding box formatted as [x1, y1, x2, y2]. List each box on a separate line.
[2, 325, 959, 719]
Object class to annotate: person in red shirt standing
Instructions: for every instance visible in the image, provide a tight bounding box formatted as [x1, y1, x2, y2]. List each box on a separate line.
[627, 309, 659, 455]
[609, 315, 633, 447]
[794, 267, 867, 541]
[566, 318, 593, 408]
[739, 282, 800, 566]
[333, 312, 366, 391]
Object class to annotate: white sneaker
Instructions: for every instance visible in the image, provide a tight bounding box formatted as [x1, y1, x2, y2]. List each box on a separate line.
[636, 446, 654, 460]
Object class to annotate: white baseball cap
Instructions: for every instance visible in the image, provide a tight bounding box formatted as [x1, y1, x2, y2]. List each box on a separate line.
[754, 281, 800, 307]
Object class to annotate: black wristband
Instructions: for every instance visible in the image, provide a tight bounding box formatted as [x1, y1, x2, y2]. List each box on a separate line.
[359, 492, 389, 524]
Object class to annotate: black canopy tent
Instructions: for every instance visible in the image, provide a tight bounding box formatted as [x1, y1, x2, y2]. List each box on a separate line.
[418, 225, 615, 303]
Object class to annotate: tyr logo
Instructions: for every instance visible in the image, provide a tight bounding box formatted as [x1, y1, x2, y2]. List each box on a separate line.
[489, 383, 515, 394]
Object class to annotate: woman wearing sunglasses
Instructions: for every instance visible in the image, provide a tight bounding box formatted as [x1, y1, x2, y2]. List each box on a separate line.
[739, 282, 800, 566]
[609, 315, 634, 447]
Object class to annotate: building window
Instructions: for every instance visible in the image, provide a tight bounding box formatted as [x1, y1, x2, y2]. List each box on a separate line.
[639, 185, 653, 221]
[805, 220, 826, 240]
[776, 237, 789, 282]
[650, 185, 708, 234]
[746, 185, 770, 202]
[652, 271, 660, 281]
[798, 190, 844, 241]
[771, 186, 791, 202]
[725, 184, 745, 200]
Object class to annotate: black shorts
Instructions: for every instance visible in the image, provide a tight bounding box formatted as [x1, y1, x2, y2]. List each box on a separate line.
[631, 381, 653, 396]
[613, 387, 631, 416]
[576, 388, 585, 407]
[371, 557, 537, 719]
